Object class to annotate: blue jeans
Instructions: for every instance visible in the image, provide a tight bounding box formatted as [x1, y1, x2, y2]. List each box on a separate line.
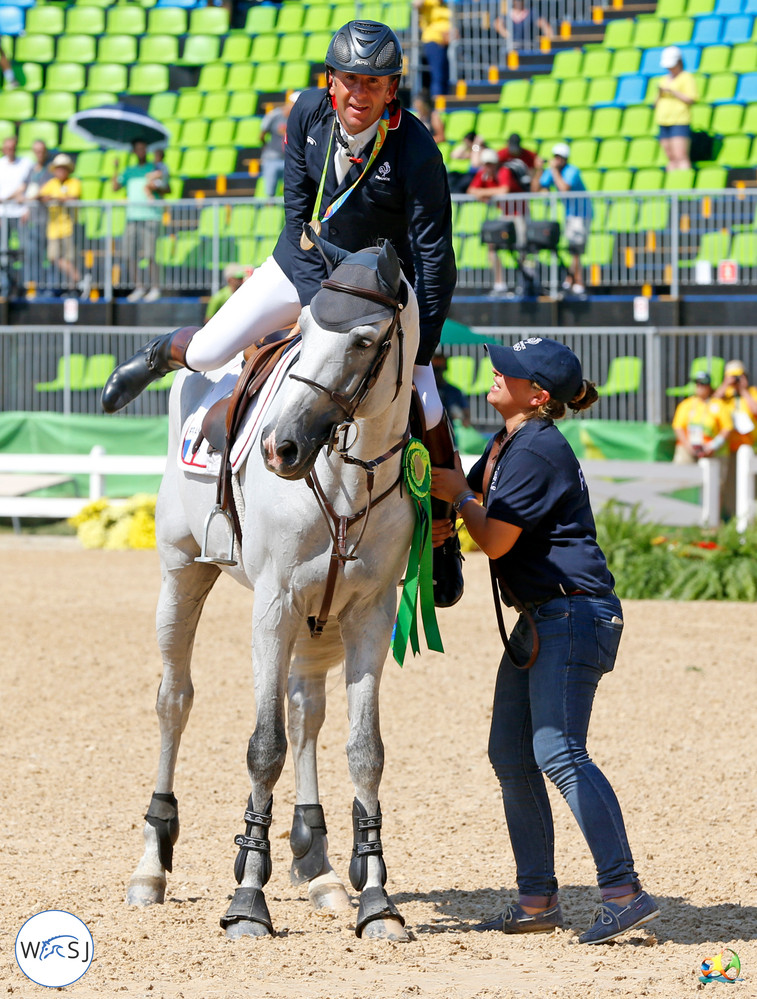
[488, 593, 638, 898]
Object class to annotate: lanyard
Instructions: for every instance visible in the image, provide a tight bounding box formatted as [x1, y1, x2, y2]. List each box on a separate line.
[311, 108, 390, 225]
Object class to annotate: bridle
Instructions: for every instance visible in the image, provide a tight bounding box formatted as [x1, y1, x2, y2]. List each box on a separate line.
[287, 273, 411, 638]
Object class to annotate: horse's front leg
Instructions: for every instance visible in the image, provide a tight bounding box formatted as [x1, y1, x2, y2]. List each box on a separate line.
[128, 558, 221, 906]
[341, 601, 409, 941]
[287, 628, 351, 916]
[221, 591, 296, 939]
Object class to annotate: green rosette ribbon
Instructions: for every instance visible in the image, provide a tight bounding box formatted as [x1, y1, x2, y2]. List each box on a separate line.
[391, 438, 444, 665]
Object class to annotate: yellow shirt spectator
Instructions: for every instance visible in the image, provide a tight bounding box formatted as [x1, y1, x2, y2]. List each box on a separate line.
[718, 386, 757, 451]
[39, 174, 81, 239]
[654, 70, 698, 126]
[672, 395, 731, 454]
[416, 0, 451, 46]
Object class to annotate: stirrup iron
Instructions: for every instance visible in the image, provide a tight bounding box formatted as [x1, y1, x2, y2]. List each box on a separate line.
[195, 503, 237, 565]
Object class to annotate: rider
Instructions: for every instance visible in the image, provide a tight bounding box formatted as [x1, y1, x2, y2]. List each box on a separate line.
[101, 20, 462, 606]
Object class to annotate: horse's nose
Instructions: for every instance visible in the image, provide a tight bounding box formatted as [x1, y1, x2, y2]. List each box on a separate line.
[275, 439, 299, 467]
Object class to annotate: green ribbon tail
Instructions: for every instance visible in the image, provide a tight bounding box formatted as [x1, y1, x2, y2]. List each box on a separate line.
[417, 492, 443, 654]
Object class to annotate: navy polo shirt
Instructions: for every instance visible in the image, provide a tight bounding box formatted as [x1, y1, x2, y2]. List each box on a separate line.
[467, 419, 614, 605]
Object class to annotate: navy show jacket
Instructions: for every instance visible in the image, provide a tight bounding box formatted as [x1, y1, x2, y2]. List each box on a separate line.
[272, 88, 457, 365]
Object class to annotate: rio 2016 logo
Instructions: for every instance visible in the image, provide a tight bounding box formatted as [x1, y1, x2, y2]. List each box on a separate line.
[15, 910, 94, 988]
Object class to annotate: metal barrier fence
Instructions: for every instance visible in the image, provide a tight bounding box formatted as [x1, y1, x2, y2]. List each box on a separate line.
[3, 190, 756, 302]
[4, 325, 757, 431]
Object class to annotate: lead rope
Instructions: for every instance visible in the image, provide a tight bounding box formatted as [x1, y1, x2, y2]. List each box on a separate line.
[482, 427, 540, 670]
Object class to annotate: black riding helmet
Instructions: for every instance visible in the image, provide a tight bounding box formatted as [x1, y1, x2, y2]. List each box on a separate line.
[325, 20, 403, 78]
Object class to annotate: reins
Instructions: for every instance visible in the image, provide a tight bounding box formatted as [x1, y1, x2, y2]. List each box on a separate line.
[482, 426, 540, 670]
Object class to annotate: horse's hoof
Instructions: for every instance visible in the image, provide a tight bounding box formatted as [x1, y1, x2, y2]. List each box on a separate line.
[308, 874, 352, 915]
[126, 875, 166, 906]
[224, 920, 272, 940]
[360, 917, 409, 941]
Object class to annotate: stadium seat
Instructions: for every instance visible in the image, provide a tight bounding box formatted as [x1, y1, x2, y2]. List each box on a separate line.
[627, 136, 665, 167]
[174, 90, 204, 118]
[178, 146, 209, 176]
[498, 78, 530, 109]
[188, 5, 228, 34]
[583, 49, 613, 78]
[27, 4, 64, 34]
[444, 356, 476, 394]
[638, 196, 670, 230]
[207, 117, 235, 146]
[303, 31, 332, 63]
[89, 63, 129, 92]
[632, 16, 664, 47]
[280, 60, 310, 90]
[715, 134, 752, 165]
[19, 119, 57, 149]
[734, 72, 757, 102]
[703, 72, 738, 103]
[303, 2, 331, 31]
[664, 168, 696, 189]
[97, 35, 139, 65]
[529, 78, 559, 109]
[64, 5, 105, 34]
[56, 33, 97, 65]
[36, 355, 87, 392]
[565, 138, 597, 168]
[245, 3, 277, 32]
[613, 75, 647, 106]
[14, 33, 55, 63]
[557, 78, 588, 108]
[46, 62, 86, 93]
[595, 137, 628, 169]
[610, 48, 642, 77]
[148, 92, 178, 120]
[620, 104, 652, 136]
[474, 107, 505, 141]
[692, 16, 723, 43]
[695, 166, 728, 187]
[606, 199, 638, 233]
[129, 64, 169, 94]
[181, 34, 220, 65]
[178, 116, 208, 146]
[221, 34, 252, 63]
[147, 6, 187, 34]
[714, 0, 744, 12]
[227, 90, 259, 119]
[602, 19, 634, 49]
[586, 77, 618, 108]
[710, 102, 743, 133]
[596, 357, 642, 396]
[633, 168, 665, 190]
[197, 62, 228, 91]
[552, 49, 583, 79]
[729, 41, 757, 71]
[532, 108, 562, 137]
[138, 35, 180, 65]
[730, 232, 757, 265]
[106, 5, 146, 35]
[699, 45, 731, 73]
[721, 13, 753, 42]
[81, 354, 117, 391]
[278, 34, 306, 61]
[227, 64, 255, 91]
[661, 16, 694, 44]
[233, 116, 263, 146]
[73, 150, 104, 179]
[206, 146, 237, 176]
[741, 102, 757, 131]
[666, 356, 725, 396]
[562, 107, 592, 137]
[250, 33, 277, 61]
[0, 6, 23, 35]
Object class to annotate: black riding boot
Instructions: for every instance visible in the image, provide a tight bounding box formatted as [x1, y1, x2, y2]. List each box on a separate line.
[426, 414, 464, 608]
[101, 325, 199, 413]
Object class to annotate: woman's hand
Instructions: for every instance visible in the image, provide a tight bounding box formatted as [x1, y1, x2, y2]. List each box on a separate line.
[431, 517, 455, 546]
[430, 452, 468, 502]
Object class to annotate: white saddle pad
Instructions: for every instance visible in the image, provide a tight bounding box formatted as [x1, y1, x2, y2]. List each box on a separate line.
[178, 342, 302, 478]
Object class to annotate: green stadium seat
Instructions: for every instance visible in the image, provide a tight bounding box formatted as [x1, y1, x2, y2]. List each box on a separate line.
[226, 205, 255, 236]
[139, 35, 179, 65]
[148, 92, 177, 120]
[595, 137, 628, 169]
[188, 6, 228, 34]
[233, 116, 262, 146]
[56, 33, 97, 65]
[250, 33, 277, 61]
[277, 34, 306, 61]
[566, 138, 598, 168]
[18, 119, 54, 149]
[562, 106, 592, 137]
[627, 136, 665, 166]
[455, 199, 489, 235]
[695, 230, 731, 266]
[698, 45, 731, 74]
[596, 357, 642, 396]
[666, 356, 725, 396]
[178, 117, 209, 146]
[45, 62, 85, 93]
[590, 105, 622, 135]
[529, 78, 559, 109]
[181, 35, 220, 65]
[586, 76, 617, 107]
[60, 122, 97, 152]
[65, 5, 106, 35]
[27, 5, 65, 34]
[711, 103, 744, 133]
[498, 78, 530, 109]
[656, 0, 689, 14]
[280, 60, 310, 90]
[252, 203, 285, 235]
[610, 47, 642, 76]
[602, 168, 633, 192]
[638, 196, 669, 231]
[552, 48, 583, 79]
[221, 34, 252, 63]
[302, 3, 332, 31]
[331, 2, 358, 30]
[661, 16, 694, 44]
[174, 90, 204, 119]
[36, 355, 87, 392]
[228, 90, 259, 119]
[664, 168, 696, 189]
[730, 42, 757, 73]
[88, 63, 128, 93]
[80, 355, 117, 392]
[606, 199, 638, 233]
[602, 19, 634, 49]
[303, 31, 332, 63]
[129, 64, 169, 94]
[206, 146, 237, 176]
[13, 33, 54, 64]
[715, 134, 752, 164]
[620, 104, 653, 137]
[731, 232, 757, 266]
[474, 107, 505, 142]
[97, 35, 138, 65]
[147, 7, 187, 35]
[79, 179, 103, 200]
[36, 91, 76, 123]
[633, 167, 665, 190]
[227, 64, 255, 92]
[695, 166, 728, 188]
[633, 16, 664, 47]
[179, 146, 209, 177]
[197, 62, 228, 92]
[690, 103, 713, 130]
[582, 50, 612, 78]
[741, 103, 757, 131]
[200, 90, 229, 119]
[276, 3, 305, 32]
[245, 3, 278, 33]
[105, 5, 146, 35]
[73, 149, 104, 178]
[444, 110, 477, 142]
[557, 78, 588, 108]
[444, 356, 476, 393]
[583, 233, 614, 269]
[703, 72, 737, 103]
[252, 61, 282, 91]
[502, 109, 533, 136]
[207, 117, 236, 146]
[532, 108, 562, 137]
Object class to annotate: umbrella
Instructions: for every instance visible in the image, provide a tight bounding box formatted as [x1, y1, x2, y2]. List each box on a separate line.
[66, 103, 171, 151]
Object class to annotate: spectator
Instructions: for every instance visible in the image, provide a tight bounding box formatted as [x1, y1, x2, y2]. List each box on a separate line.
[470, 147, 529, 297]
[0, 42, 22, 90]
[39, 154, 91, 299]
[494, 0, 552, 51]
[498, 132, 540, 176]
[0, 136, 32, 298]
[259, 91, 300, 198]
[205, 263, 250, 321]
[448, 131, 487, 194]
[712, 360, 757, 518]
[412, 90, 446, 144]
[147, 147, 170, 195]
[21, 139, 53, 293]
[112, 139, 166, 303]
[654, 46, 698, 172]
[413, 0, 451, 98]
[672, 371, 731, 464]
[532, 142, 591, 296]
[432, 351, 471, 426]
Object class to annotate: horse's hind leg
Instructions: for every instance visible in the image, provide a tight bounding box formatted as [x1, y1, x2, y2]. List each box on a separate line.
[341, 606, 408, 941]
[287, 630, 351, 915]
[127, 557, 221, 906]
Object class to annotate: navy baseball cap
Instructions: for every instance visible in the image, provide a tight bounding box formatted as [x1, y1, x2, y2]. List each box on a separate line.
[486, 337, 583, 403]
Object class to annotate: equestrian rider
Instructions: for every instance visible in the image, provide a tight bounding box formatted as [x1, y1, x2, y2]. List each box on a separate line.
[101, 20, 462, 607]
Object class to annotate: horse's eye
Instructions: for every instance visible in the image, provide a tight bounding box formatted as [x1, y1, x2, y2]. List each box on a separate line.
[354, 337, 374, 350]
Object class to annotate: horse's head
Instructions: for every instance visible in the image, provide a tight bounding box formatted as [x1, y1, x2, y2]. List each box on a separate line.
[261, 239, 418, 480]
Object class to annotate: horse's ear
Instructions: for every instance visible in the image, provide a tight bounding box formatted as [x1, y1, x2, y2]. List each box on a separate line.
[376, 239, 402, 298]
[302, 223, 350, 272]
